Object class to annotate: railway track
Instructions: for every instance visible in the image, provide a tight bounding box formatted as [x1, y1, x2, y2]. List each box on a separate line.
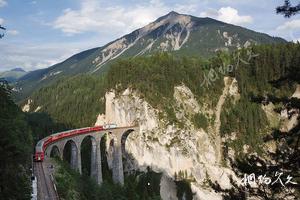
[34, 162, 58, 200]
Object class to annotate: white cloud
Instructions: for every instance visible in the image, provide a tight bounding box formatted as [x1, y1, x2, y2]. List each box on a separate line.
[275, 19, 300, 42]
[7, 30, 19, 36]
[277, 19, 300, 31]
[0, 18, 4, 24]
[0, 0, 7, 7]
[200, 7, 253, 25]
[53, 0, 167, 35]
[52, 0, 194, 36]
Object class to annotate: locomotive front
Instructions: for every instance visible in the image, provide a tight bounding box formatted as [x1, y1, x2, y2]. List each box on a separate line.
[34, 140, 44, 162]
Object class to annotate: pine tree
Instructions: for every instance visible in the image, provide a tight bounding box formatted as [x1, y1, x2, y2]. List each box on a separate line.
[277, 0, 300, 17]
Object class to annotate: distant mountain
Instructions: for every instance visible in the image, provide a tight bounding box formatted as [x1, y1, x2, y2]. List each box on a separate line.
[12, 68, 26, 72]
[0, 68, 27, 83]
[15, 11, 286, 101]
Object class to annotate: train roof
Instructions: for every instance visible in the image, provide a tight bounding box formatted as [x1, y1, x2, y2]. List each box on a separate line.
[35, 126, 108, 151]
[51, 127, 92, 136]
[35, 127, 93, 147]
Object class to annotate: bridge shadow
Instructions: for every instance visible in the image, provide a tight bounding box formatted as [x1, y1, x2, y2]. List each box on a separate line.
[100, 134, 113, 183]
[80, 136, 91, 176]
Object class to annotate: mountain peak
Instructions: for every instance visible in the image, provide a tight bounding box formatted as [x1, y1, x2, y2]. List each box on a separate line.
[15, 12, 286, 97]
[0, 67, 27, 83]
[157, 11, 188, 22]
[150, 11, 192, 30]
[11, 68, 26, 72]
[166, 11, 180, 16]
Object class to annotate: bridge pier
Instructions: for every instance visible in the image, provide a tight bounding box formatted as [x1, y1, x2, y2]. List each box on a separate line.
[66, 139, 82, 174]
[70, 142, 78, 171]
[73, 133, 104, 184]
[77, 147, 82, 174]
[96, 138, 103, 184]
[112, 131, 125, 185]
[90, 139, 97, 179]
[56, 141, 66, 160]
[112, 141, 124, 185]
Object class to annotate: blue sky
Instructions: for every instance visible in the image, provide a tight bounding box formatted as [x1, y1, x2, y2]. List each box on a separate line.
[0, 0, 300, 72]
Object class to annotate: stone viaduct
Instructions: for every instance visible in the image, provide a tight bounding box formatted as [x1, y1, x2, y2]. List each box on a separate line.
[44, 126, 138, 185]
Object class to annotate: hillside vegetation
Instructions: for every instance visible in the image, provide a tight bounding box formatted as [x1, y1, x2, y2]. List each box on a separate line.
[0, 81, 33, 199]
[26, 43, 300, 160]
[29, 53, 225, 127]
[28, 43, 299, 131]
[54, 159, 162, 200]
[24, 44, 299, 168]
[23, 43, 300, 199]
[221, 43, 300, 156]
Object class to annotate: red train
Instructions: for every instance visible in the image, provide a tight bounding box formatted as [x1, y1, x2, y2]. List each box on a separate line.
[34, 124, 117, 162]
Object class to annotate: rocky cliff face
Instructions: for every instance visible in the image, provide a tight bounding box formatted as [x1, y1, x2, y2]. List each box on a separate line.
[95, 79, 299, 200]
[95, 78, 241, 200]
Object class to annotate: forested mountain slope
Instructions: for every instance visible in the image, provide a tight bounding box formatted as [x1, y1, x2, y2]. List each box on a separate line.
[0, 81, 32, 199]
[0, 68, 27, 83]
[23, 44, 300, 198]
[25, 43, 298, 130]
[14, 11, 286, 101]
[21, 43, 300, 199]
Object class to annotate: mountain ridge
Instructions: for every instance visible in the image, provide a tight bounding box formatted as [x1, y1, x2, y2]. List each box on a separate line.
[10, 68, 26, 72]
[0, 67, 27, 83]
[14, 11, 286, 101]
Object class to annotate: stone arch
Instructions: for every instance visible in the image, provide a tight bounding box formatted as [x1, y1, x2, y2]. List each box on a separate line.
[63, 139, 79, 171]
[109, 134, 120, 183]
[80, 135, 97, 177]
[108, 132, 118, 169]
[120, 129, 136, 173]
[49, 145, 60, 158]
[121, 129, 136, 155]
